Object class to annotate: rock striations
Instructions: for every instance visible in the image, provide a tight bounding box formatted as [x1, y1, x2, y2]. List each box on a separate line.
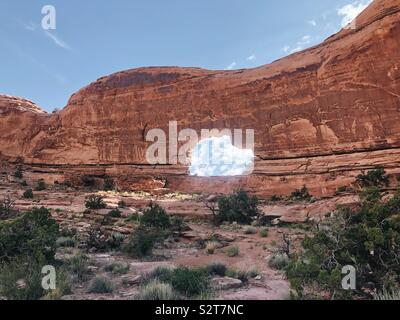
[1, 0, 400, 196]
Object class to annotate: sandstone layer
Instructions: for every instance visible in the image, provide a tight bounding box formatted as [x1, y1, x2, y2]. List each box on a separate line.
[1, 0, 400, 197]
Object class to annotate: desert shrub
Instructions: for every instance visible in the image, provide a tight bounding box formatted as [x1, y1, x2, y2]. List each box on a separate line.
[125, 213, 139, 222]
[68, 252, 90, 282]
[103, 177, 115, 191]
[34, 180, 47, 191]
[356, 166, 389, 188]
[136, 280, 178, 300]
[226, 246, 240, 257]
[290, 185, 312, 201]
[88, 276, 113, 294]
[146, 266, 210, 297]
[20, 180, 28, 187]
[104, 262, 130, 275]
[0, 194, 15, 218]
[0, 257, 44, 300]
[244, 226, 257, 235]
[86, 227, 108, 252]
[287, 187, 400, 299]
[23, 189, 34, 199]
[106, 232, 125, 250]
[206, 262, 227, 277]
[216, 190, 260, 225]
[268, 253, 290, 270]
[107, 208, 122, 218]
[85, 194, 106, 209]
[14, 168, 23, 179]
[140, 203, 171, 230]
[259, 229, 269, 238]
[56, 237, 76, 248]
[205, 242, 218, 255]
[0, 207, 59, 263]
[168, 267, 210, 296]
[124, 226, 160, 258]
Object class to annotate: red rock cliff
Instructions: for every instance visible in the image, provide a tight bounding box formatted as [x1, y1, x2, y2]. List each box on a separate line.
[1, 0, 400, 196]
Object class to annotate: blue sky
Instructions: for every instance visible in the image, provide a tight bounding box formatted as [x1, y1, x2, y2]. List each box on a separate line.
[0, 0, 372, 111]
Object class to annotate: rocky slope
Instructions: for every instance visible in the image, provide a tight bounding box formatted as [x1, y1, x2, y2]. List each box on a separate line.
[1, 0, 400, 196]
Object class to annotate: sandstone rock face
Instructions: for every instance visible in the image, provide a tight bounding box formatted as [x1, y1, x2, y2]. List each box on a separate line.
[1, 0, 400, 196]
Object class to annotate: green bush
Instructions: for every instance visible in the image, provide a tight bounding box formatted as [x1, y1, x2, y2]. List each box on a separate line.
[0, 207, 59, 263]
[259, 229, 269, 238]
[290, 185, 312, 201]
[124, 226, 160, 258]
[68, 252, 90, 282]
[56, 237, 76, 248]
[268, 253, 290, 270]
[23, 189, 34, 199]
[85, 195, 106, 209]
[136, 280, 178, 300]
[140, 203, 171, 229]
[34, 180, 47, 191]
[106, 232, 125, 250]
[88, 277, 113, 294]
[107, 208, 122, 218]
[0, 194, 14, 218]
[216, 190, 260, 225]
[287, 187, 400, 299]
[168, 267, 210, 296]
[145, 266, 210, 297]
[14, 168, 23, 179]
[86, 227, 108, 252]
[356, 166, 389, 188]
[226, 246, 240, 257]
[0, 258, 44, 300]
[206, 262, 227, 277]
[104, 262, 130, 275]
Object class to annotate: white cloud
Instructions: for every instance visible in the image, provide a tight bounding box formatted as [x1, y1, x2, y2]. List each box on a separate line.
[44, 31, 72, 50]
[189, 136, 254, 177]
[338, 0, 373, 28]
[284, 34, 312, 54]
[22, 22, 38, 31]
[246, 55, 256, 61]
[225, 62, 237, 70]
[308, 20, 317, 27]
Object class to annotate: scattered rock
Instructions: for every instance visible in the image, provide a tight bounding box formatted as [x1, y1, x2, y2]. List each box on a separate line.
[211, 277, 243, 290]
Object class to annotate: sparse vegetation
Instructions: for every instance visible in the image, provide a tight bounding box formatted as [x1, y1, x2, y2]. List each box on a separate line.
[226, 246, 240, 257]
[290, 185, 312, 202]
[22, 189, 34, 199]
[14, 167, 23, 179]
[107, 208, 122, 218]
[0, 194, 15, 218]
[259, 228, 269, 238]
[205, 242, 218, 254]
[206, 262, 227, 277]
[85, 194, 106, 209]
[243, 226, 257, 235]
[356, 166, 389, 188]
[268, 253, 290, 270]
[34, 180, 47, 191]
[104, 262, 130, 275]
[88, 276, 114, 294]
[287, 185, 400, 300]
[136, 280, 178, 300]
[56, 236, 76, 248]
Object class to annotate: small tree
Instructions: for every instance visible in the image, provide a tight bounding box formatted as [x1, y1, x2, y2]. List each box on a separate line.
[216, 190, 260, 225]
